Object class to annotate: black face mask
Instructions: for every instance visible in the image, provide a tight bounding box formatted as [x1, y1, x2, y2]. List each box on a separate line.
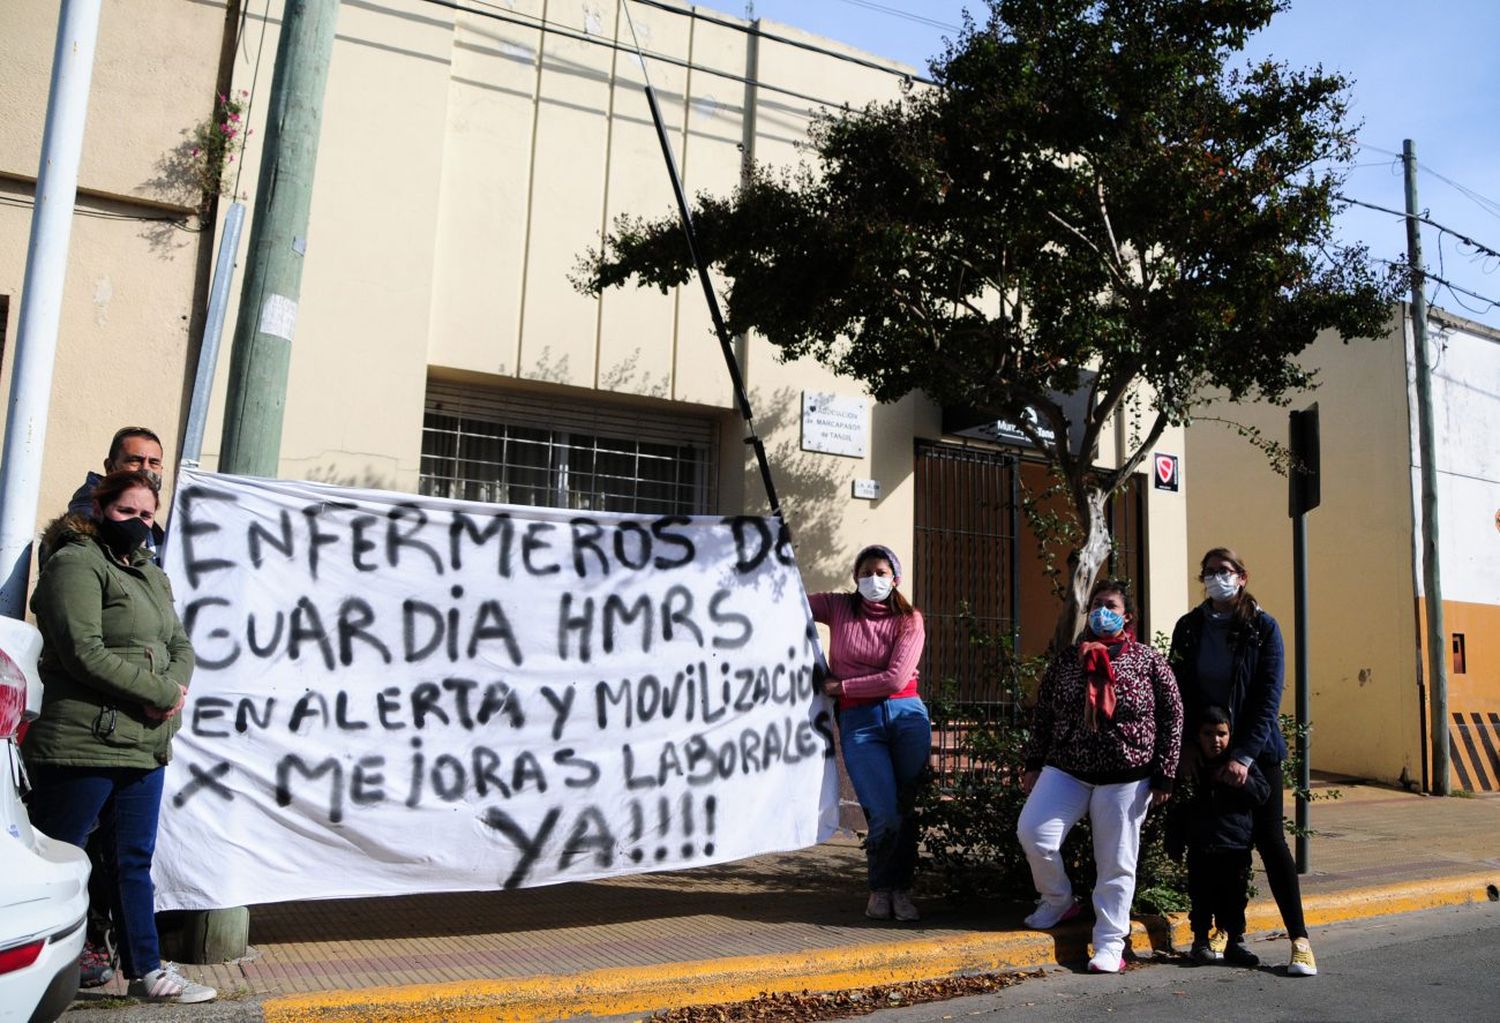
[96, 515, 152, 559]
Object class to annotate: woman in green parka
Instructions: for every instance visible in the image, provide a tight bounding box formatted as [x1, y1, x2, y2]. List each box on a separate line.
[23, 469, 216, 1004]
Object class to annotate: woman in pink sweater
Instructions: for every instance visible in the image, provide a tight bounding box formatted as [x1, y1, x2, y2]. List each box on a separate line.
[807, 544, 928, 923]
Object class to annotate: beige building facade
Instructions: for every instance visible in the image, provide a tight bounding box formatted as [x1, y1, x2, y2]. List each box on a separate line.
[1186, 307, 1500, 791]
[2, 2, 1190, 696]
[0, 0, 228, 521]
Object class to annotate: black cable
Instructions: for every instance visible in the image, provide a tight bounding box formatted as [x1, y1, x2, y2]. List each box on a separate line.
[0, 193, 200, 231]
[1337, 194, 1500, 262]
[828, 0, 963, 33]
[419, 0, 861, 109]
[1433, 230, 1473, 318]
[1375, 255, 1500, 314]
[1436, 276, 1498, 315]
[1356, 144, 1500, 221]
[627, 0, 939, 84]
[423, 0, 924, 111]
[232, 0, 273, 199]
[1425, 169, 1500, 221]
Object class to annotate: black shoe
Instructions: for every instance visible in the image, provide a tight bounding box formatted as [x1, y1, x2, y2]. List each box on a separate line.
[1189, 939, 1222, 965]
[1223, 937, 1260, 967]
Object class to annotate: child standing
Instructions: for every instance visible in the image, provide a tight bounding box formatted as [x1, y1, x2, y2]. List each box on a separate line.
[1182, 706, 1271, 966]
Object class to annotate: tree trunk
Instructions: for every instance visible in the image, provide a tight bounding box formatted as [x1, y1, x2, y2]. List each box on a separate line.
[1053, 486, 1112, 653]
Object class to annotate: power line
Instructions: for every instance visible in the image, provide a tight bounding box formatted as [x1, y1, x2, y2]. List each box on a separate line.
[1337, 194, 1500, 261]
[1432, 271, 1499, 315]
[1374, 255, 1500, 316]
[628, 0, 939, 84]
[455, 0, 935, 90]
[231, 0, 274, 198]
[826, 0, 963, 33]
[419, 0, 873, 109]
[1355, 143, 1500, 221]
[1435, 233, 1490, 318]
[0, 193, 199, 231]
[1423, 166, 1500, 222]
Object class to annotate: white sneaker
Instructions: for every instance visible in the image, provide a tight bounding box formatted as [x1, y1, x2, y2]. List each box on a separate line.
[891, 889, 920, 922]
[127, 964, 218, 1004]
[865, 890, 893, 919]
[1023, 898, 1081, 929]
[1087, 949, 1123, 974]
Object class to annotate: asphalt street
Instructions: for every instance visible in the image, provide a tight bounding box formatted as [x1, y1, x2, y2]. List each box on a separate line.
[861, 901, 1500, 1023]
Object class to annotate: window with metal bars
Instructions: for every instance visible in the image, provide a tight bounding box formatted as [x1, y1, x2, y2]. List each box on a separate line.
[418, 382, 717, 515]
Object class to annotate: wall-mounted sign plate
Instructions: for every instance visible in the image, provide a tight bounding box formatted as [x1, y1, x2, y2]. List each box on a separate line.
[802, 391, 868, 458]
[852, 478, 881, 500]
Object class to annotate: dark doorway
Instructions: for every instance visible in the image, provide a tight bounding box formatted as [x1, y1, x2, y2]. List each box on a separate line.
[913, 442, 1148, 777]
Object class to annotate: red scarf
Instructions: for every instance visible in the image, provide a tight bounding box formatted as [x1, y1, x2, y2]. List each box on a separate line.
[1078, 634, 1129, 730]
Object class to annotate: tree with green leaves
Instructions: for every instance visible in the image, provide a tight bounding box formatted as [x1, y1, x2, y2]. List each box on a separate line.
[578, 0, 1399, 649]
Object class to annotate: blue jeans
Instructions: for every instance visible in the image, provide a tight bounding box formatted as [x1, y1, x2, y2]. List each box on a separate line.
[26, 764, 166, 978]
[839, 697, 931, 891]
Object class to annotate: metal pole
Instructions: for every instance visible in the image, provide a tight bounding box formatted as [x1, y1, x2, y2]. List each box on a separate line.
[1010, 455, 1021, 655]
[642, 83, 782, 519]
[181, 201, 246, 468]
[218, 0, 340, 477]
[1292, 509, 1310, 871]
[734, 18, 760, 380]
[0, 0, 102, 619]
[1404, 139, 1450, 795]
[1288, 403, 1318, 870]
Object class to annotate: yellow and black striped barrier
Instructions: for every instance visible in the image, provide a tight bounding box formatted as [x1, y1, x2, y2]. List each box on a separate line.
[1449, 711, 1500, 792]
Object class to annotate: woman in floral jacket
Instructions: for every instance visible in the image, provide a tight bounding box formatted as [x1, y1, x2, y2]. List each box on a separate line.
[1016, 578, 1182, 974]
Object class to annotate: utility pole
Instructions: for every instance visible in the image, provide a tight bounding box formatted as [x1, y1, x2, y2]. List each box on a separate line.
[0, 0, 102, 619]
[173, 0, 339, 965]
[217, 0, 340, 476]
[1404, 139, 1450, 796]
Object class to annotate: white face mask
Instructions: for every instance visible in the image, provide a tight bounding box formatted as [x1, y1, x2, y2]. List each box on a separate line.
[1205, 571, 1241, 602]
[857, 575, 893, 602]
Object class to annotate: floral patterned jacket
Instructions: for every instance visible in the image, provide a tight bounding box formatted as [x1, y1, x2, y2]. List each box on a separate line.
[1024, 639, 1183, 791]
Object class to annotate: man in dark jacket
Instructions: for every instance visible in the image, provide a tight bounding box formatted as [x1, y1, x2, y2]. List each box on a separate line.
[1178, 706, 1270, 967]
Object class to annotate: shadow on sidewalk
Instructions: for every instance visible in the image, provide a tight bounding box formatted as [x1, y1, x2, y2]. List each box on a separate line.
[246, 843, 1041, 944]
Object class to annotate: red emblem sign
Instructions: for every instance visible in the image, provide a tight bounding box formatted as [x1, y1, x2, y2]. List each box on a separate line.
[1153, 453, 1180, 492]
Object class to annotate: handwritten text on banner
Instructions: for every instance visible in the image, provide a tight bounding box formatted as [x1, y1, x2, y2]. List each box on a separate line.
[151, 471, 838, 910]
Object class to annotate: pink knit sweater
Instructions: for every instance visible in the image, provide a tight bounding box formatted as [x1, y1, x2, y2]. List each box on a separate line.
[807, 592, 924, 709]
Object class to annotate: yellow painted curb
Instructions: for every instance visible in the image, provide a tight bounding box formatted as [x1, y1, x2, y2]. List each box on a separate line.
[261, 928, 1089, 1023]
[263, 872, 1498, 1023]
[1164, 870, 1500, 950]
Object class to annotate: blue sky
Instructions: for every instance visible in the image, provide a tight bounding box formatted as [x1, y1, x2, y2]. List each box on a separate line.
[705, 1, 1500, 329]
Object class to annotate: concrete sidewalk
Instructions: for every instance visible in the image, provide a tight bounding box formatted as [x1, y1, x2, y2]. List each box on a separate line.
[70, 780, 1500, 1022]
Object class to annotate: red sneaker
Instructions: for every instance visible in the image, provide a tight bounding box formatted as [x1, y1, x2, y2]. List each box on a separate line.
[79, 941, 115, 988]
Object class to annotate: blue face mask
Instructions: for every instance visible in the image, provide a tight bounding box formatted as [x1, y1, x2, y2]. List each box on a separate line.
[1088, 606, 1125, 638]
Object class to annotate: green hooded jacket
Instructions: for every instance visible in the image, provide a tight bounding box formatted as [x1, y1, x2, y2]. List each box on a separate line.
[23, 513, 194, 769]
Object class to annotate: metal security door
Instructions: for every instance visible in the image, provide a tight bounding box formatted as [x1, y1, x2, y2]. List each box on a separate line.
[913, 444, 1022, 703]
[914, 443, 1149, 781]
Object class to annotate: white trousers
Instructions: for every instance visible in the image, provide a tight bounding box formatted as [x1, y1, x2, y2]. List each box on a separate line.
[1016, 766, 1152, 957]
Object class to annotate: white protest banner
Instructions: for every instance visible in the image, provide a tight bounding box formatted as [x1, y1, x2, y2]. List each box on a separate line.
[152, 470, 838, 910]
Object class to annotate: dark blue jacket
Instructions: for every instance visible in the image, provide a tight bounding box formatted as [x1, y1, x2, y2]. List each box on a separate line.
[1168, 602, 1288, 765]
[1179, 755, 1272, 853]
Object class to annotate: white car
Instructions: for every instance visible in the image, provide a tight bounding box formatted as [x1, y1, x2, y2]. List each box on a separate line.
[1, 616, 90, 1023]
